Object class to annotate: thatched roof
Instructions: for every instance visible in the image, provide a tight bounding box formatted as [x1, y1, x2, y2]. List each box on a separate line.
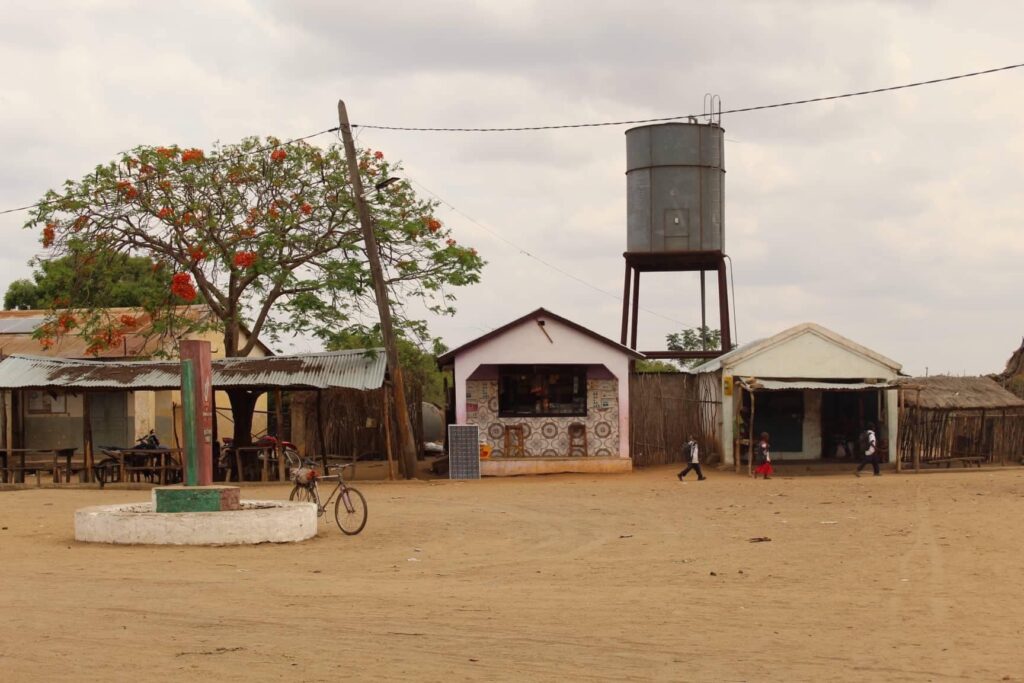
[997, 338, 1024, 399]
[899, 375, 1024, 410]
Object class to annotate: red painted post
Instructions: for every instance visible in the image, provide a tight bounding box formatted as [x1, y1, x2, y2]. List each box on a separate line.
[180, 340, 213, 486]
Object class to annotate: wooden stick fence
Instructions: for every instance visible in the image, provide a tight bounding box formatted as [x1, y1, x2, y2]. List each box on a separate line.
[629, 373, 721, 466]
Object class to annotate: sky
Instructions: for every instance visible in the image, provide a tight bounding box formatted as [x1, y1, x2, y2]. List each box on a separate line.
[0, 0, 1021, 376]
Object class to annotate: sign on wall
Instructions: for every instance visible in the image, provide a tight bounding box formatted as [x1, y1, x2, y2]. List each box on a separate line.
[448, 424, 481, 480]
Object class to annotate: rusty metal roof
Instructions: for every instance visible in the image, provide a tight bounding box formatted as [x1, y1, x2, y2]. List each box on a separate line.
[0, 349, 387, 391]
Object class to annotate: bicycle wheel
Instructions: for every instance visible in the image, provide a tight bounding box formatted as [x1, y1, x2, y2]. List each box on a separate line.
[289, 483, 323, 516]
[334, 486, 367, 535]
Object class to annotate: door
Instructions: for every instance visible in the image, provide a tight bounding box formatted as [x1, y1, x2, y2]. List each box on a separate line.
[89, 392, 131, 448]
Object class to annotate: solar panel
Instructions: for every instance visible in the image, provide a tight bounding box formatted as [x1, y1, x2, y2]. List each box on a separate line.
[447, 424, 480, 480]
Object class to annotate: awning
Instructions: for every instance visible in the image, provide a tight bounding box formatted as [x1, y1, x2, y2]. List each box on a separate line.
[0, 350, 388, 391]
[738, 378, 897, 392]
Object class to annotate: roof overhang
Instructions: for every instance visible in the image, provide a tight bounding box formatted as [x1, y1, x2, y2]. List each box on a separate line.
[739, 378, 898, 392]
[0, 350, 387, 392]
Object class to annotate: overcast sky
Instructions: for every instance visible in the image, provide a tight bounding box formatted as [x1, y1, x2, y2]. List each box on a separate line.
[1, 1, 1021, 375]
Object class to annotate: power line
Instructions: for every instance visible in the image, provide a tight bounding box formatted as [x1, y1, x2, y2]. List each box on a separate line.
[353, 62, 1024, 132]
[0, 127, 340, 217]
[405, 175, 698, 329]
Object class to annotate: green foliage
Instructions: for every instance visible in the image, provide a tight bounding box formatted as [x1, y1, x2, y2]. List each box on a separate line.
[4, 254, 176, 311]
[322, 327, 449, 406]
[634, 359, 681, 373]
[3, 279, 40, 310]
[25, 137, 484, 356]
[667, 326, 724, 369]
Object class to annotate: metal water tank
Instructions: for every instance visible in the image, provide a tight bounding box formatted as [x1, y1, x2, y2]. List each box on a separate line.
[626, 121, 725, 253]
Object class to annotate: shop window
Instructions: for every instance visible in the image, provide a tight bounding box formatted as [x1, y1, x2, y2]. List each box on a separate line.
[499, 365, 587, 417]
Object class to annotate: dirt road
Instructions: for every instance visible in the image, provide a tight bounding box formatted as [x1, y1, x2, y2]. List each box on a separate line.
[1, 467, 1023, 681]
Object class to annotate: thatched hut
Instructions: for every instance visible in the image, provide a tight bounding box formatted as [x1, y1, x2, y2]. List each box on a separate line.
[897, 376, 1024, 469]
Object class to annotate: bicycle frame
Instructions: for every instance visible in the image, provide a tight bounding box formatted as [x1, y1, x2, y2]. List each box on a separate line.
[305, 465, 359, 515]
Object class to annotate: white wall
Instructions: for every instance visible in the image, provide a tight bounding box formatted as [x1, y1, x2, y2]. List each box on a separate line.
[453, 315, 633, 458]
[716, 328, 901, 465]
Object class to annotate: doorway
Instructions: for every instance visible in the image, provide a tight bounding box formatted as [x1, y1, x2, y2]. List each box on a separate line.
[89, 392, 131, 448]
[820, 391, 878, 459]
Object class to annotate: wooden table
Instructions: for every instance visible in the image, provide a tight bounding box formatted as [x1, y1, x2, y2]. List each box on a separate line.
[2, 448, 77, 484]
[220, 445, 278, 482]
[110, 448, 183, 485]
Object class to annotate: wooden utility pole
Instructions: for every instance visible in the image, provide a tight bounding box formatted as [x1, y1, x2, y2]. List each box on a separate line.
[337, 100, 419, 479]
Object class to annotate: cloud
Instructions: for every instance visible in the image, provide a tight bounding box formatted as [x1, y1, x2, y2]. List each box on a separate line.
[0, 0, 1021, 375]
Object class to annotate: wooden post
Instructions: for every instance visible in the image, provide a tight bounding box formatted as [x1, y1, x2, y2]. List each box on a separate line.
[382, 385, 395, 480]
[276, 390, 286, 481]
[896, 389, 903, 473]
[338, 100, 419, 479]
[316, 390, 328, 473]
[82, 393, 94, 483]
[747, 387, 757, 477]
[0, 389, 7, 484]
[913, 388, 922, 472]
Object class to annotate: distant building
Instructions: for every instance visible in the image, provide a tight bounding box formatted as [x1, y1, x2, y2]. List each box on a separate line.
[438, 308, 642, 476]
[692, 323, 902, 467]
[0, 306, 270, 452]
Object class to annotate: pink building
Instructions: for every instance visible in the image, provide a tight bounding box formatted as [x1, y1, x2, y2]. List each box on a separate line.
[437, 308, 642, 476]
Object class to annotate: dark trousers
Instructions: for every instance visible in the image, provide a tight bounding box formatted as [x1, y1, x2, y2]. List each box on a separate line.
[856, 454, 880, 475]
[679, 463, 704, 479]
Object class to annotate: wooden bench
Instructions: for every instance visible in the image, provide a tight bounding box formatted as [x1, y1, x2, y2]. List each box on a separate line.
[2, 448, 78, 485]
[924, 456, 985, 468]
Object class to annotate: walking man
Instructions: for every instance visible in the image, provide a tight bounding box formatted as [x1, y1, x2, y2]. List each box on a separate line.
[855, 422, 880, 477]
[677, 435, 706, 481]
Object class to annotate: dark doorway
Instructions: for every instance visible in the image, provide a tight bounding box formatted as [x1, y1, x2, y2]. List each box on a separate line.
[751, 390, 804, 453]
[820, 391, 878, 459]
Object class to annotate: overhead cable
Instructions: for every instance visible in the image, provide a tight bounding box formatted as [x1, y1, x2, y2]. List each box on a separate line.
[352, 62, 1024, 132]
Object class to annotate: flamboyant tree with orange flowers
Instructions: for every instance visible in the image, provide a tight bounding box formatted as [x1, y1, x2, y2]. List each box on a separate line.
[26, 136, 484, 445]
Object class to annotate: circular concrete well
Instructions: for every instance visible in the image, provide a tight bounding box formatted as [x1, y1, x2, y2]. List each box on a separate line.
[74, 500, 317, 545]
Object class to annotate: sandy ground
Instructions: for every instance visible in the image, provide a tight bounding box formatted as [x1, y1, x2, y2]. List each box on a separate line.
[2, 467, 1024, 682]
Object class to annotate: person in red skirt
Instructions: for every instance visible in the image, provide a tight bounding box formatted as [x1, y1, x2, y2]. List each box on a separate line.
[754, 431, 773, 479]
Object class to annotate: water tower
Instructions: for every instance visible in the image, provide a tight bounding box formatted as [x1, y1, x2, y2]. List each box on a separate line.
[620, 114, 732, 360]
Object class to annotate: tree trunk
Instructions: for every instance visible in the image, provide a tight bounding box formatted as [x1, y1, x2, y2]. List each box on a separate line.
[226, 388, 263, 481]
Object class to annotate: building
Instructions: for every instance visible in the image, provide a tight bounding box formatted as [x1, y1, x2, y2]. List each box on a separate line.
[0, 306, 270, 452]
[692, 322, 902, 467]
[437, 308, 642, 476]
[898, 375, 1024, 468]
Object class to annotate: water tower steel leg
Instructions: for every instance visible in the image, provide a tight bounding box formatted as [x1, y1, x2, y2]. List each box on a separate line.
[621, 262, 632, 346]
[718, 258, 731, 351]
[630, 268, 641, 350]
[700, 270, 707, 349]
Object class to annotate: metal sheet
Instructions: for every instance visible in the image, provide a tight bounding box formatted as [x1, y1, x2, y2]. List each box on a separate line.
[0, 349, 387, 391]
[739, 379, 897, 392]
[626, 122, 725, 253]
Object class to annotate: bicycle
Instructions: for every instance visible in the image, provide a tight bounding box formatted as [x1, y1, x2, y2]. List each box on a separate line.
[288, 462, 368, 535]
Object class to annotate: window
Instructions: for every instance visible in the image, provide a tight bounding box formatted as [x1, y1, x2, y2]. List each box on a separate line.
[499, 365, 587, 417]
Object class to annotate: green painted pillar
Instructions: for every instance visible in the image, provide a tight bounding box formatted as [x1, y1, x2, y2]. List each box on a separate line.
[181, 359, 198, 486]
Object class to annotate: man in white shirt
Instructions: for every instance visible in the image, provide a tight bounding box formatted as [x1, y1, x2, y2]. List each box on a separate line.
[855, 423, 880, 477]
[677, 435, 706, 481]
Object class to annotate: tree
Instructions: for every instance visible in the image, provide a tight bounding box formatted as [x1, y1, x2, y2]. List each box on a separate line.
[4, 254, 174, 311]
[324, 327, 449, 406]
[667, 326, 724, 369]
[634, 359, 681, 373]
[26, 137, 484, 449]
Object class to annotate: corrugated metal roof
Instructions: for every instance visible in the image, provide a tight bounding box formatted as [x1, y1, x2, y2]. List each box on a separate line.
[739, 378, 897, 391]
[0, 349, 387, 391]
